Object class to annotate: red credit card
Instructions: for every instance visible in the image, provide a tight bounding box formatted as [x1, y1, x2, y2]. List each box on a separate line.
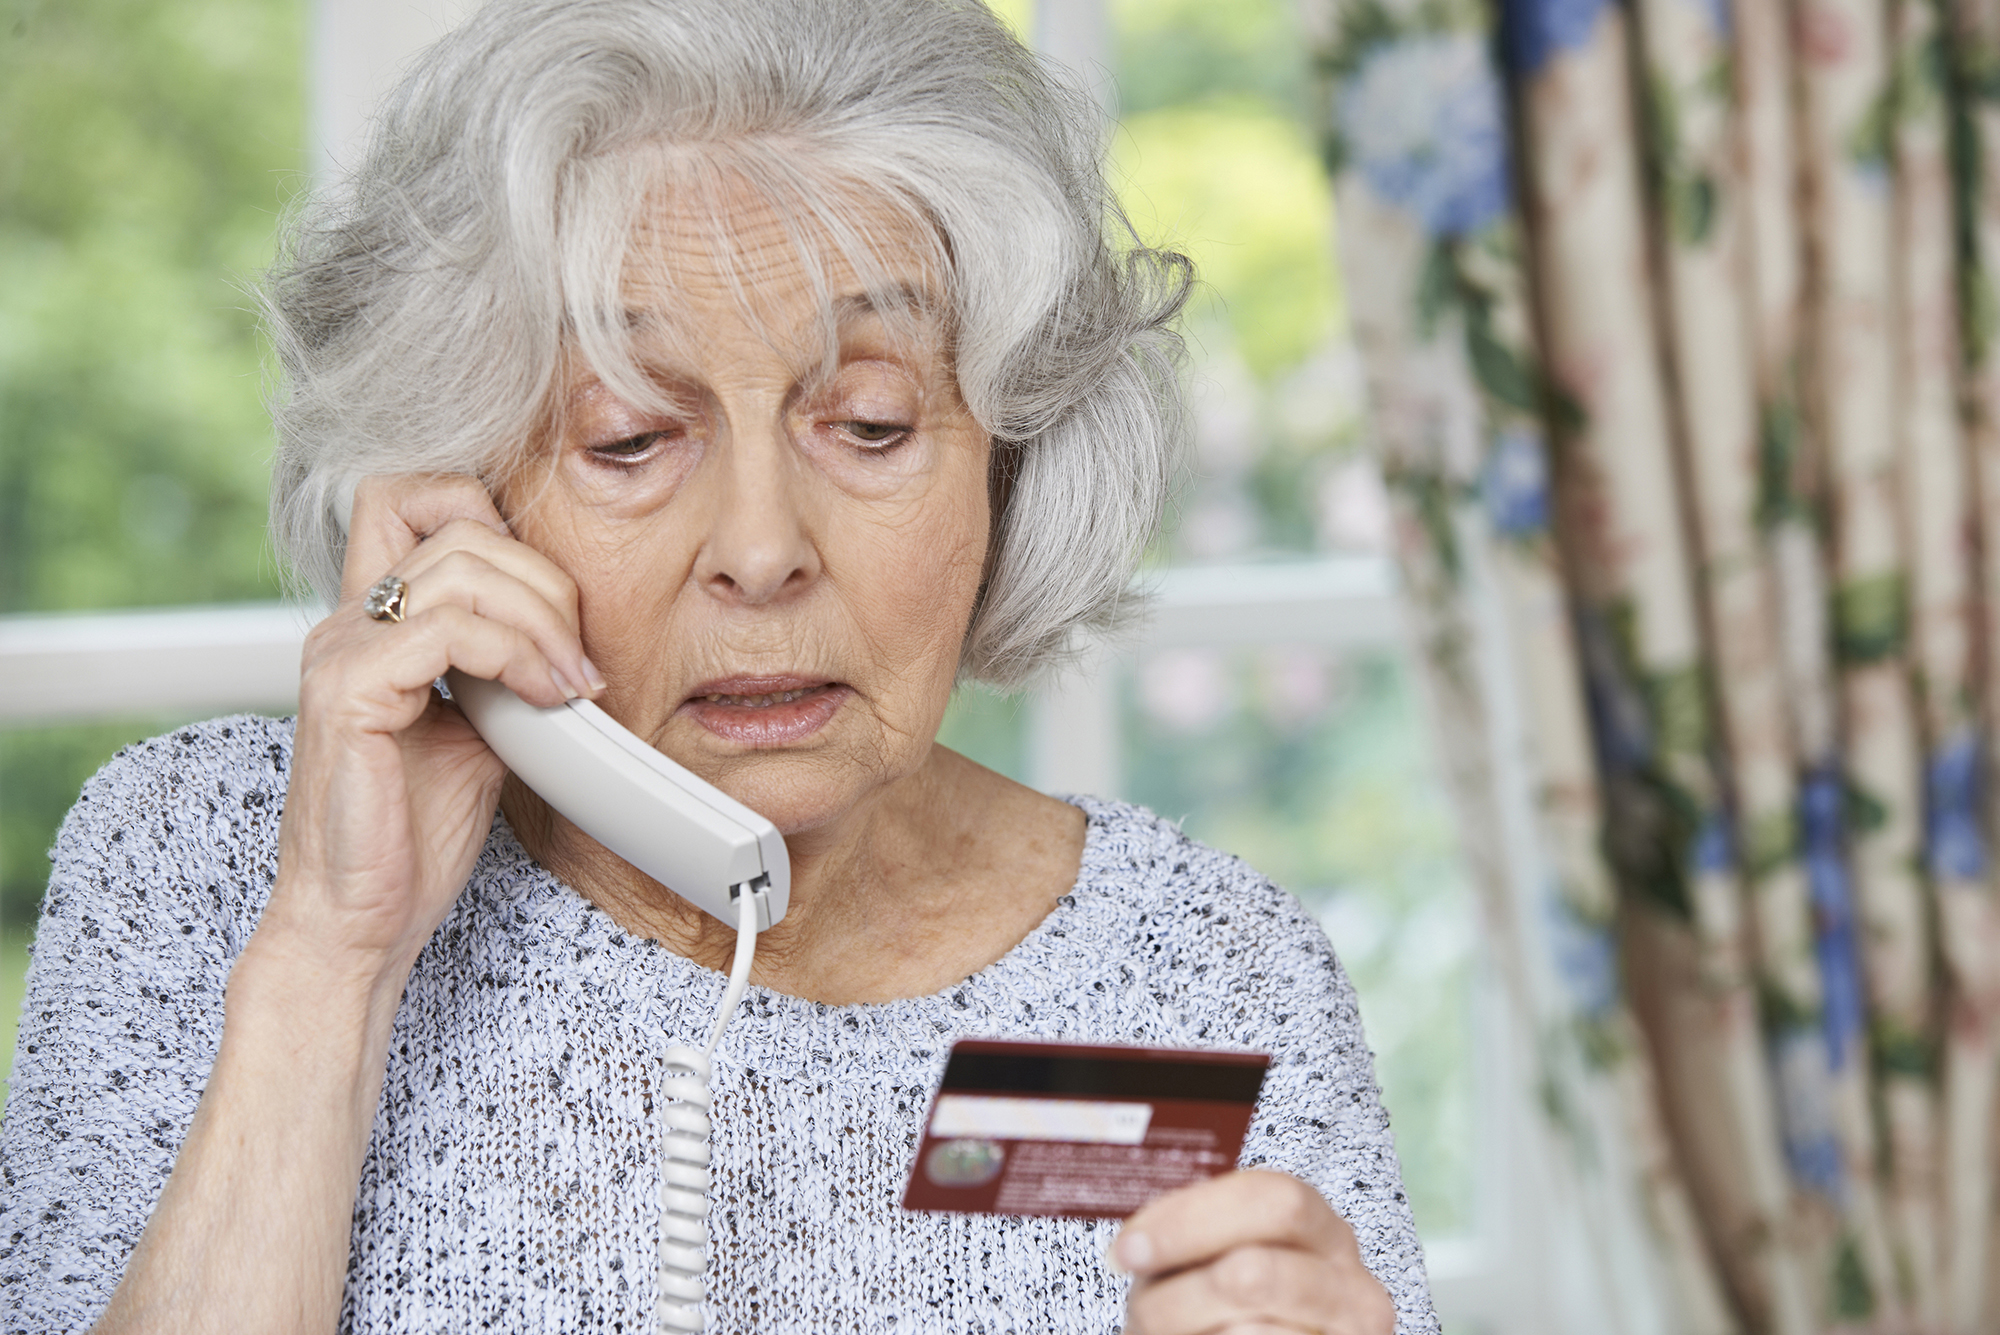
[901, 1038, 1270, 1220]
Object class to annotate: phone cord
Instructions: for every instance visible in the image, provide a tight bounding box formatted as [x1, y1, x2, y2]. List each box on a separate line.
[656, 885, 761, 1335]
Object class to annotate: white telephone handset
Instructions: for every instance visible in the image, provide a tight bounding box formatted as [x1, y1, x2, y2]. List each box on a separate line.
[337, 484, 780, 1333]
[445, 672, 788, 930]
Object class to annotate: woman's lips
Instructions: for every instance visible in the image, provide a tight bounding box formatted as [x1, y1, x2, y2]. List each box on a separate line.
[678, 678, 850, 746]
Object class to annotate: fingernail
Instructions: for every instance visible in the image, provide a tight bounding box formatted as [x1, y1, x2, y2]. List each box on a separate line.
[551, 667, 579, 701]
[1110, 1228, 1152, 1275]
[580, 656, 608, 694]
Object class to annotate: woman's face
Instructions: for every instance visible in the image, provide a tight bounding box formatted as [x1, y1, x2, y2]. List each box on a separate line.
[503, 191, 991, 846]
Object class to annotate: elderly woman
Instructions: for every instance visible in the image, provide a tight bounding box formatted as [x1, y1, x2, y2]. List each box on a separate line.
[0, 1, 1435, 1331]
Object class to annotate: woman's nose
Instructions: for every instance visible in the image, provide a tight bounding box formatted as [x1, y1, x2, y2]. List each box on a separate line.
[690, 427, 820, 605]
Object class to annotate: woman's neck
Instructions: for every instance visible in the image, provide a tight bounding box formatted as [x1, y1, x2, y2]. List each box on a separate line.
[500, 743, 1086, 1004]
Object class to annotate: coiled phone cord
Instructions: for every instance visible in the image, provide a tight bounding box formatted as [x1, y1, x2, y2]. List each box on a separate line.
[655, 885, 761, 1335]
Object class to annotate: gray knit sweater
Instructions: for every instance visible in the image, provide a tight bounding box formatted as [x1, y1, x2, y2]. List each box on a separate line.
[1, 715, 1437, 1333]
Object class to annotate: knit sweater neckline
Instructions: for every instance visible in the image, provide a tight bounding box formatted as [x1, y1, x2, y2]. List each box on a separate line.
[464, 799, 1122, 1080]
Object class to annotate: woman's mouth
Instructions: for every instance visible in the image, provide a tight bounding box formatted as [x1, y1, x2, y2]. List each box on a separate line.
[679, 677, 850, 746]
[698, 687, 817, 707]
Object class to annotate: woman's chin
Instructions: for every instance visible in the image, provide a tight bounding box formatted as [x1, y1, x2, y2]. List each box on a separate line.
[724, 776, 870, 844]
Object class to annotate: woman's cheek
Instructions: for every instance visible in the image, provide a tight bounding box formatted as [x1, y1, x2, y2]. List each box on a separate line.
[794, 428, 937, 501]
[893, 489, 990, 661]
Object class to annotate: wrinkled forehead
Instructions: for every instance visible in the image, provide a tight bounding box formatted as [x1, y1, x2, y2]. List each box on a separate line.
[622, 211, 944, 356]
[566, 148, 953, 406]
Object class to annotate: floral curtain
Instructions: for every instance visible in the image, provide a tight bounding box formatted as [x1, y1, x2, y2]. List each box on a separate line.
[1314, 0, 2000, 1329]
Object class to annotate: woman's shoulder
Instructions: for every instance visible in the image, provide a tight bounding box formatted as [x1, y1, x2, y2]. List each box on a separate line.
[1057, 795, 1356, 1021]
[1056, 798, 1418, 1316]
[69, 712, 295, 801]
[62, 713, 295, 843]
[45, 713, 297, 938]
[3, 716, 300, 1323]
[1067, 794, 1330, 941]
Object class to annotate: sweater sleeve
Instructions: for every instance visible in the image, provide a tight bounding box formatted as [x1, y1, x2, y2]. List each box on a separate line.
[0, 718, 287, 1334]
[1150, 827, 1441, 1335]
[1233, 902, 1439, 1335]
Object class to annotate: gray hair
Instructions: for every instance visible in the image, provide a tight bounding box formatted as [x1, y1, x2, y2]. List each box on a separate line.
[266, 0, 1190, 689]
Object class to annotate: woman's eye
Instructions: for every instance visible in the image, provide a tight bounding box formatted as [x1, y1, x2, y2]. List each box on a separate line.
[588, 430, 669, 463]
[838, 420, 909, 448]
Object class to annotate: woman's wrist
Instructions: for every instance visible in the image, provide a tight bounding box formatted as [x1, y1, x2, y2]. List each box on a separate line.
[245, 861, 436, 992]
[232, 908, 418, 1050]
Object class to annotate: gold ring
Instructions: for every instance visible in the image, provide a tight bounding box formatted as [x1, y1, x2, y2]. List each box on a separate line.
[363, 574, 410, 624]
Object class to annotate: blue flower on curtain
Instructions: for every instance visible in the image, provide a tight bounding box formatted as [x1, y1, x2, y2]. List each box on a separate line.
[1924, 731, 1988, 881]
[1693, 812, 1732, 874]
[1481, 428, 1550, 537]
[1800, 768, 1866, 1070]
[1335, 34, 1510, 239]
[1498, 0, 1612, 76]
[1576, 610, 1653, 770]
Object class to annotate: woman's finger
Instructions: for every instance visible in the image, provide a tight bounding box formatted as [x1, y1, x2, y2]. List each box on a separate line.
[1115, 1171, 1349, 1280]
[374, 545, 597, 698]
[309, 603, 575, 718]
[338, 474, 511, 604]
[388, 514, 586, 642]
[336, 473, 600, 697]
[1123, 1243, 1343, 1335]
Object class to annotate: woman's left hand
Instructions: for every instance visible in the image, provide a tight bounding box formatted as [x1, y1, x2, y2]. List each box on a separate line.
[1115, 1169, 1397, 1335]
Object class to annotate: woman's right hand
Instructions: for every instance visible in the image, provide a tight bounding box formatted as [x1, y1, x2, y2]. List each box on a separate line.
[258, 473, 603, 981]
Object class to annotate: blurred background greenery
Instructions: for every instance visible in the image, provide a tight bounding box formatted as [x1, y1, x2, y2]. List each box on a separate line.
[1, 0, 307, 1082]
[0, 0, 1469, 1242]
[1, 0, 300, 614]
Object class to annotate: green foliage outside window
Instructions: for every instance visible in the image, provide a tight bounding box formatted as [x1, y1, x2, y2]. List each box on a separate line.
[1, 0, 303, 615]
[0, 0, 305, 1052]
[1112, 0, 1309, 120]
[1115, 102, 1341, 382]
[1107, 0, 1362, 566]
